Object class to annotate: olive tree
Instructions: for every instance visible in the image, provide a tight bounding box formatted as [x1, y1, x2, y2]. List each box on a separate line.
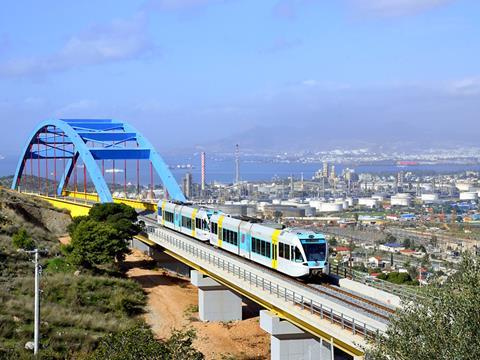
[367, 253, 480, 360]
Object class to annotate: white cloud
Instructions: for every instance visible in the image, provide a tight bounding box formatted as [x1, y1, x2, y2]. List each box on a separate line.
[449, 77, 480, 96]
[0, 13, 151, 78]
[54, 100, 98, 117]
[352, 0, 453, 17]
[263, 37, 303, 53]
[273, 0, 453, 20]
[145, 0, 227, 12]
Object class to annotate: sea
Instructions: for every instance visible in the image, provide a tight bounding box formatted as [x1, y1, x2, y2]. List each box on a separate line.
[2, 153, 480, 185]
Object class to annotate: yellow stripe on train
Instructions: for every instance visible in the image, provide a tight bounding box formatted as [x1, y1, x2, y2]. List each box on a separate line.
[191, 208, 198, 237]
[271, 229, 281, 269]
[218, 215, 225, 247]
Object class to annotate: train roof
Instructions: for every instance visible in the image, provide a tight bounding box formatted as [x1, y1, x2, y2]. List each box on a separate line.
[283, 228, 326, 238]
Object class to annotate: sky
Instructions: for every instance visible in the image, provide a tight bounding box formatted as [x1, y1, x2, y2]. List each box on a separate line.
[0, 0, 479, 155]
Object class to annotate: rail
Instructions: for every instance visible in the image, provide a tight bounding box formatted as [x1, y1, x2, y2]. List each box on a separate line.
[145, 225, 384, 340]
[330, 263, 421, 302]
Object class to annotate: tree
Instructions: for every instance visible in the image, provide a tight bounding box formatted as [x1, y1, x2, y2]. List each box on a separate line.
[88, 325, 204, 360]
[402, 238, 412, 249]
[12, 228, 35, 250]
[329, 236, 338, 247]
[384, 234, 397, 244]
[66, 204, 140, 268]
[68, 220, 129, 268]
[69, 203, 140, 239]
[367, 253, 480, 360]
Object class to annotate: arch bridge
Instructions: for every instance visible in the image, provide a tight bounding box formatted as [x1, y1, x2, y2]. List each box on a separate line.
[11, 119, 185, 213]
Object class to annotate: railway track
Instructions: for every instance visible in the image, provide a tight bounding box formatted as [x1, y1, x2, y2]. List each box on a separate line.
[307, 283, 395, 322]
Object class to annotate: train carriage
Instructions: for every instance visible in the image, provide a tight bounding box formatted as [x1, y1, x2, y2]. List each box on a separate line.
[157, 200, 329, 278]
[158, 200, 211, 241]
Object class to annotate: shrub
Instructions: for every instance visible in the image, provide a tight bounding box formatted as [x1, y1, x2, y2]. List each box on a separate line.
[12, 228, 35, 250]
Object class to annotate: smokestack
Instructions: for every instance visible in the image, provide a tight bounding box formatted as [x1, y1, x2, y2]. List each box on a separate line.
[201, 151, 206, 192]
[235, 144, 240, 184]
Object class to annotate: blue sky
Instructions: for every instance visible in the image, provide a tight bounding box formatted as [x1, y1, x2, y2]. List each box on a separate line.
[0, 0, 479, 155]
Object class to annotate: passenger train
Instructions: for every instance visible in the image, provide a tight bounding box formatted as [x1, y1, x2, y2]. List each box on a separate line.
[157, 200, 329, 278]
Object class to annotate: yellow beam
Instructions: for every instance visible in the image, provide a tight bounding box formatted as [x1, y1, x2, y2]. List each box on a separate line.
[63, 191, 157, 212]
[133, 234, 365, 358]
[36, 195, 91, 217]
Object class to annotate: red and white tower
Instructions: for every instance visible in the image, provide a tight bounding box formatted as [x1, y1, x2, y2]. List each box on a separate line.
[201, 151, 206, 192]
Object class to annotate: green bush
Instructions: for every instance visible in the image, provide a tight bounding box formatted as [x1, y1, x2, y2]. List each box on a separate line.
[45, 257, 73, 273]
[88, 326, 204, 360]
[12, 228, 35, 250]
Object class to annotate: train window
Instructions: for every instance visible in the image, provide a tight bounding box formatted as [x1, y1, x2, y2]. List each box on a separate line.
[285, 245, 290, 260]
[211, 222, 217, 234]
[164, 211, 174, 223]
[182, 216, 192, 229]
[294, 247, 303, 263]
[222, 229, 238, 246]
[279, 243, 284, 258]
[158, 208, 163, 217]
[252, 237, 270, 257]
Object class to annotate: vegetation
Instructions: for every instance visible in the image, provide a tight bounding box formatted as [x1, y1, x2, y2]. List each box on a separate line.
[88, 326, 204, 360]
[368, 253, 480, 360]
[376, 271, 419, 286]
[0, 232, 147, 358]
[11, 228, 35, 250]
[64, 203, 140, 269]
[0, 197, 203, 359]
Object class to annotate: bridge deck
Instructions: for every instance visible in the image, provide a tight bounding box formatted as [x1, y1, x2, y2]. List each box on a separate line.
[143, 222, 387, 358]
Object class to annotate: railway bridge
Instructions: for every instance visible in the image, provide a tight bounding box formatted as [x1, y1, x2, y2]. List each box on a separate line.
[11, 119, 398, 360]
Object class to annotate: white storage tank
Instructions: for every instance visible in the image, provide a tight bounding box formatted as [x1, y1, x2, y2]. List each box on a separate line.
[456, 182, 475, 192]
[391, 193, 412, 207]
[358, 197, 379, 208]
[318, 202, 343, 212]
[421, 193, 439, 203]
[460, 192, 478, 201]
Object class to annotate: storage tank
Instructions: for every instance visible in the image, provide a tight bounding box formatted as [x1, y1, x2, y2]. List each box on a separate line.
[334, 198, 349, 210]
[391, 193, 412, 207]
[421, 193, 439, 203]
[318, 202, 343, 212]
[358, 197, 379, 208]
[456, 182, 475, 192]
[459, 192, 478, 201]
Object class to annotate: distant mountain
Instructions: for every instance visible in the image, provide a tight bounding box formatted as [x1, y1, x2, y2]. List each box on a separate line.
[197, 122, 478, 154]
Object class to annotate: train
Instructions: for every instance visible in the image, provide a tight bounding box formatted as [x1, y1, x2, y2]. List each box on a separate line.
[157, 200, 329, 278]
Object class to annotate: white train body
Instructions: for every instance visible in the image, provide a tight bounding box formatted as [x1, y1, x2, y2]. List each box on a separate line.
[157, 200, 328, 278]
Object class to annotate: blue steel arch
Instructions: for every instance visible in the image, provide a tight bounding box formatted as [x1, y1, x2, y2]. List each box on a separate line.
[11, 119, 186, 203]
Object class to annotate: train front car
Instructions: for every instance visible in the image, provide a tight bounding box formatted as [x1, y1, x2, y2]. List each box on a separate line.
[293, 230, 329, 277]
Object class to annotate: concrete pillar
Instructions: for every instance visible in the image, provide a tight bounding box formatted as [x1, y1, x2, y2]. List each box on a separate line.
[260, 310, 334, 360]
[190, 270, 242, 322]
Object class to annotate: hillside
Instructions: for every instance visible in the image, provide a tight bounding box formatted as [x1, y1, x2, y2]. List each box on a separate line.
[0, 187, 71, 239]
[0, 189, 147, 359]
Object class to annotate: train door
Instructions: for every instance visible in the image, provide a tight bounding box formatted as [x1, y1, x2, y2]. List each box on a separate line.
[271, 229, 281, 270]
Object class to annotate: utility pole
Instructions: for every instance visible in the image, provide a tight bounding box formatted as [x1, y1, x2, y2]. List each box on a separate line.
[235, 144, 240, 184]
[26, 249, 44, 356]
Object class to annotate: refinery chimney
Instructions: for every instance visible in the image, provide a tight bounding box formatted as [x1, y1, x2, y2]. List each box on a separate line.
[235, 144, 240, 184]
[200, 151, 206, 192]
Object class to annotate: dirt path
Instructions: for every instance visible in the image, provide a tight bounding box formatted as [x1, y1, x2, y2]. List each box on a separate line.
[125, 249, 270, 360]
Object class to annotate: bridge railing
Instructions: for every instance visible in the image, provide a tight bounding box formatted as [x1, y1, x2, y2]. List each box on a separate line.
[146, 226, 384, 340]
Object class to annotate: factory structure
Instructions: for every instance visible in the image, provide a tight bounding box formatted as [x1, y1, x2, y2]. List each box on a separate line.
[173, 156, 480, 223]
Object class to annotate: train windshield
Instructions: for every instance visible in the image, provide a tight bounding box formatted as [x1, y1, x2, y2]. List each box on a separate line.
[302, 242, 326, 262]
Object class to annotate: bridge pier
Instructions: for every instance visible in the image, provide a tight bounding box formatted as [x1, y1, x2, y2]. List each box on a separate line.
[260, 310, 339, 360]
[190, 270, 242, 322]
